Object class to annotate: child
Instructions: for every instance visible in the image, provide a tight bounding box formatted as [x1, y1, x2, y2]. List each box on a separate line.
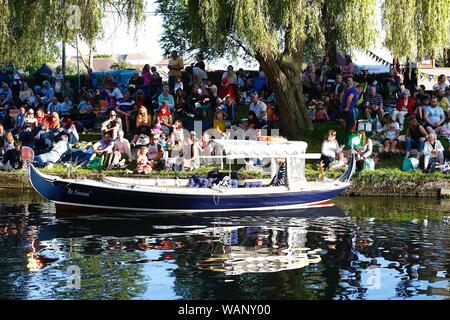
[382, 120, 400, 153]
[314, 102, 330, 122]
[135, 146, 152, 174]
[213, 107, 226, 133]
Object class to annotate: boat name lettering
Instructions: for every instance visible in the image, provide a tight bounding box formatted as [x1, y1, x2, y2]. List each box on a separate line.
[67, 188, 90, 198]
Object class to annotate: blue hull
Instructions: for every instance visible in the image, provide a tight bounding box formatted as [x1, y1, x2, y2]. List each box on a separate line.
[29, 165, 349, 212]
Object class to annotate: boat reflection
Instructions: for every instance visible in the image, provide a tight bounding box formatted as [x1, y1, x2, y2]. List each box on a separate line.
[193, 225, 322, 275]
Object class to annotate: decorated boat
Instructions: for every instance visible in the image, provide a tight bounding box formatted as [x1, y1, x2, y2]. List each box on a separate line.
[29, 139, 355, 213]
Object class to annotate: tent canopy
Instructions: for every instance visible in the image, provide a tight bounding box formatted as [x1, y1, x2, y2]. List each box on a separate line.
[211, 139, 308, 157]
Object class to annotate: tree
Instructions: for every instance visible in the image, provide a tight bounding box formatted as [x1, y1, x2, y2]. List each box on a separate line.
[0, 0, 146, 69]
[157, 0, 450, 138]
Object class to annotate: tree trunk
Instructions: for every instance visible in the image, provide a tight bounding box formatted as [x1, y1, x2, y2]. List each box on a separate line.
[62, 41, 66, 77]
[256, 52, 313, 139]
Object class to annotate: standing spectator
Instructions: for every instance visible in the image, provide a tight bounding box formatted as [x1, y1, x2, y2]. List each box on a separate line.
[341, 77, 359, 146]
[193, 53, 206, 71]
[341, 54, 354, 79]
[52, 66, 64, 100]
[142, 64, 151, 85]
[168, 50, 184, 94]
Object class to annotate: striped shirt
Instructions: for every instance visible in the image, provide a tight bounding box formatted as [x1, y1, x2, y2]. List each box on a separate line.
[364, 93, 383, 106]
[271, 162, 287, 186]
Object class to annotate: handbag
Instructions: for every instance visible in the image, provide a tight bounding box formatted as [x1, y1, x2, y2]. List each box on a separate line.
[364, 158, 375, 170]
[87, 155, 104, 170]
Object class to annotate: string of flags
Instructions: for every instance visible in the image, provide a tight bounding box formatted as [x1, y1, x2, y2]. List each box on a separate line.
[366, 51, 394, 67]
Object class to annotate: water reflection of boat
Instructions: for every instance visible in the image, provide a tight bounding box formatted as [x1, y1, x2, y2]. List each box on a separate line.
[29, 140, 355, 213]
[193, 224, 323, 275]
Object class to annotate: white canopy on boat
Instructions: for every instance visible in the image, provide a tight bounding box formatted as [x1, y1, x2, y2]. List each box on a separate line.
[211, 139, 316, 190]
[211, 139, 308, 157]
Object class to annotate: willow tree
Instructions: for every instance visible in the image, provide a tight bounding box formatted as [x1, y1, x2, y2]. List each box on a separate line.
[0, 0, 146, 69]
[157, 0, 449, 138]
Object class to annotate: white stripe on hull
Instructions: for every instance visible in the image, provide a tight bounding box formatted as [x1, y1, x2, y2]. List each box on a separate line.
[52, 199, 334, 213]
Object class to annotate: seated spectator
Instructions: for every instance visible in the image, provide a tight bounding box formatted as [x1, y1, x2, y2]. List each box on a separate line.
[48, 112, 61, 130]
[56, 119, 79, 145]
[220, 95, 239, 127]
[424, 96, 445, 134]
[354, 130, 373, 171]
[135, 146, 152, 174]
[36, 108, 48, 126]
[156, 103, 173, 134]
[47, 96, 62, 115]
[2, 131, 15, 153]
[382, 121, 400, 153]
[158, 85, 175, 113]
[63, 82, 75, 101]
[213, 106, 226, 133]
[135, 89, 149, 108]
[23, 108, 38, 128]
[249, 92, 268, 127]
[77, 94, 91, 115]
[414, 85, 428, 106]
[222, 65, 237, 85]
[174, 87, 190, 120]
[320, 129, 345, 170]
[174, 76, 184, 92]
[0, 141, 22, 170]
[2, 108, 16, 131]
[0, 83, 14, 107]
[246, 110, 260, 129]
[364, 86, 384, 121]
[393, 89, 414, 130]
[128, 70, 144, 94]
[170, 120, 185, 148]
[15, 107, 26, 132]
[422, 133, 444, 172]
[19, 82, 34, 105]
[183, 131, 202, 171]
[34, 134, 70, 168]
[78, 105, 96, 131]
[115, 89, 136, 132]
[60, 96, 73, 118]
[269, 158, 287, 186]
[314, 101, 330, 122]
[433, 74, 448, 92]
[101, 111, 122, 140]
[92, 133, 115, 168]
[302, 64, 320, 99]
[186, 66, 207, 92]
[405, 117, 427, 157]
[41, 80, 55, 103]
[147, 133, 164, 170]
[131, 105, 152, 146]
[218, 77, 235, 101]
[107, 82, 124, 110]
[34, 121, 53, 155]
[437, 90, 450, 114]
[108, 130, 132, 169]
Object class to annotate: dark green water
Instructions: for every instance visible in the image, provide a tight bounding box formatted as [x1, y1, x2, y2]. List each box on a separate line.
[0, 190, 449, 300]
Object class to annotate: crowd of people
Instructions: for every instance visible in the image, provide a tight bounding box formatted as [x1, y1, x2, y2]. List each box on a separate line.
[313, 55, 450, 173]
[0, 51, 278, 172]
[1, 51, 450, 174]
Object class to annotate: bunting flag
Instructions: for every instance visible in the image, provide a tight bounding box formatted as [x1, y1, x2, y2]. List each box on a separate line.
[418, 71, 449, 83]
[366, 50, 398, 67]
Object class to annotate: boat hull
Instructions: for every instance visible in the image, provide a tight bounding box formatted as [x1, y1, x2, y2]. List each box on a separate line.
[29, 165, 349, 213]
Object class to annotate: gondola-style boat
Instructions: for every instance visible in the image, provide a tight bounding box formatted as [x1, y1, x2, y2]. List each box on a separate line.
[29, 139, 355, 213]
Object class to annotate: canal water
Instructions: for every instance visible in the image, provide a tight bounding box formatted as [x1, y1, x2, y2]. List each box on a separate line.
[0, 190, 449, 300]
